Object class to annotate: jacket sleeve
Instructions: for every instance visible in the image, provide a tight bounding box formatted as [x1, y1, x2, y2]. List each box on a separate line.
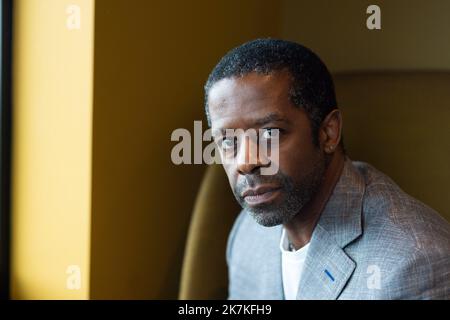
[384, 248, 450, 299]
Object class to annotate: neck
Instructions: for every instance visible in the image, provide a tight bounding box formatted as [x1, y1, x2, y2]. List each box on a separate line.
[283, 151, 345, 250]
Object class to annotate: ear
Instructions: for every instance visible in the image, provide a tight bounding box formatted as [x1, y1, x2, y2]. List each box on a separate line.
[319, 109, 343, 154]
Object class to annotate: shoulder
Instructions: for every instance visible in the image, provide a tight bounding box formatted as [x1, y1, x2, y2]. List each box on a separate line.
[226, 210, 281, 266]
[226, 210, 246, 265]
[354, 161, 450, 252]
[351, 161, 450, 298]
[226, 210, 257, 265]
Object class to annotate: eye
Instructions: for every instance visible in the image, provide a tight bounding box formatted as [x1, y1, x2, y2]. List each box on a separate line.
[261, 128, 280, 140]
[221, 136, 235, 151]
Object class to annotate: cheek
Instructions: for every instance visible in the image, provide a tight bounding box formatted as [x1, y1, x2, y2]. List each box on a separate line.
[277, 133, 317, 177]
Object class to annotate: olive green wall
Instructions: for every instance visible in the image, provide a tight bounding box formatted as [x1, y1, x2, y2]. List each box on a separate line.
[282, 0, 450, 72]
[89, 0, 281, 299]
[282, 0, 450, 220]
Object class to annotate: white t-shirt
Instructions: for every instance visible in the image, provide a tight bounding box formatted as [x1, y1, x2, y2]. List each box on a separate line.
[280, 228, 310, 300]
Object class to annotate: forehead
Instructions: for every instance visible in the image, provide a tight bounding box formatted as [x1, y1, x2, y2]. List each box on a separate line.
[207, 70, 295, 130]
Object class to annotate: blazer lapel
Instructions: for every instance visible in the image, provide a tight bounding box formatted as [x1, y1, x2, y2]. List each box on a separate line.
[297, 158, 365, 300]
[296, 224, 356, 299]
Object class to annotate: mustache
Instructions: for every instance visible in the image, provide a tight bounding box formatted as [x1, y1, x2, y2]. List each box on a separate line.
[234, 172, 287, 196]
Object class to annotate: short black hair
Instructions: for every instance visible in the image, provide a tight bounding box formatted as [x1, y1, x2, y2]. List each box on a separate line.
[204, 38, 338, 147]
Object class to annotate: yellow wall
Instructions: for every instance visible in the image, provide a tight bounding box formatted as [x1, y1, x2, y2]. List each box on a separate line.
[11, 0, 94, 299]
[282, 0, 450, 72]
[89, 0, 281, 299]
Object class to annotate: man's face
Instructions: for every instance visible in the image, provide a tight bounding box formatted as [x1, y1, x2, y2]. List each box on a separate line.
[207, 70, 328, 227]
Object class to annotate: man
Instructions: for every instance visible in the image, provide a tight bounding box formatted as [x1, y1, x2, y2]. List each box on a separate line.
[204, 38, 450, 299]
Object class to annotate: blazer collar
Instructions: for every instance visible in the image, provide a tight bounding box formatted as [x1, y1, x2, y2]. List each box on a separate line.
[296, 157, 365, 299]
[315, 156, 365, 248]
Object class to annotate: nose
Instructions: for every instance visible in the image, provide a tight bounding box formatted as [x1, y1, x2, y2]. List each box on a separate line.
[236, 134, 270, 175]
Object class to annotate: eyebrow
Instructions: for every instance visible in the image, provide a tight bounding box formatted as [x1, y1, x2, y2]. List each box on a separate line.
[214, 112, 289, 136]
[252, 112, 288, 127]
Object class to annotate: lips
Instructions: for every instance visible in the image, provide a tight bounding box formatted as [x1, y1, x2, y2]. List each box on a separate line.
[241, 185, 282, 205]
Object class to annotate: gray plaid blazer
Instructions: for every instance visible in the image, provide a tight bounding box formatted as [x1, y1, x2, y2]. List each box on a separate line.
[227, 158, 450, 299]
